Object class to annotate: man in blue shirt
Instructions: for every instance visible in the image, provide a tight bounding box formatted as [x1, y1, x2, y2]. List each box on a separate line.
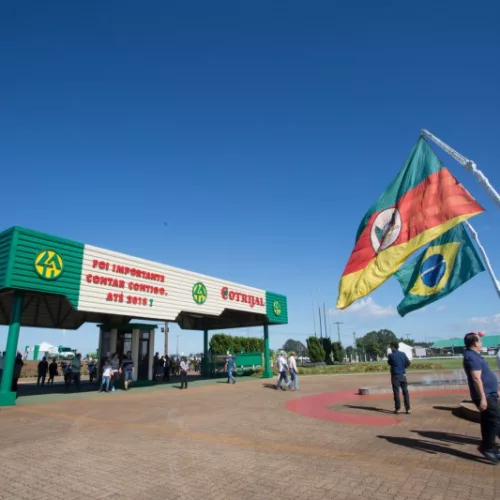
[224, 355, 236, 384]
[387, 342, 411, 414]
[463, 332, 500, 464]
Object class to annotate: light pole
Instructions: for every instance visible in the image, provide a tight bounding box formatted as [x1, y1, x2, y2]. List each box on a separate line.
[176, 335, 180, 356]
[163, 322, 169, 355]
[333, 321, 343, 344]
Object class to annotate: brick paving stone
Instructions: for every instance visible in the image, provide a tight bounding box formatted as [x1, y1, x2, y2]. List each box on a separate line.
[0, 372, 499, 499]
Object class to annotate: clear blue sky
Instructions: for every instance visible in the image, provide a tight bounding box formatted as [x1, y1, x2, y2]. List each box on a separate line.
[1, 1, 499, 355]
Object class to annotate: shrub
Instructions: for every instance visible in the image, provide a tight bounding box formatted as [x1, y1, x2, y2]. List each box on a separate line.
[306, 337, 326, 363]
[209, 333, 264, 355]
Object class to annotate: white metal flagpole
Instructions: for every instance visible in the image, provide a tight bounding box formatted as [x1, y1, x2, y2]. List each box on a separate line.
[421, 129, 500, 209]
[464, 221, 500, 298]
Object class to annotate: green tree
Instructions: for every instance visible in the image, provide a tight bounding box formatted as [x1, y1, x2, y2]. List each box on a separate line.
[331, 342, 345, 363]
[306, 336, 325, 363]
[321, 337, 333, 364]
[345, 345, 354, 362]
[282, 339, 307, 355]
[356, 329, 398, 360]
[209, 333, 264, 355]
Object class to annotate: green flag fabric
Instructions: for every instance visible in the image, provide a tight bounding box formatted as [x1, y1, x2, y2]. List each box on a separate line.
[395, 223, 485, 317]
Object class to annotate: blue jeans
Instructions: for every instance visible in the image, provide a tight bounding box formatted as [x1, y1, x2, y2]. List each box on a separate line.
[290, 369, 299, 390]
[276, 371, 290, 389]
[227, 370, 236, 383]
[101, 376, 110, 391]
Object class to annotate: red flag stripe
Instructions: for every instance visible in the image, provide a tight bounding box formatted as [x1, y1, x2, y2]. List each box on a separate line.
[342, 169, 484, 277]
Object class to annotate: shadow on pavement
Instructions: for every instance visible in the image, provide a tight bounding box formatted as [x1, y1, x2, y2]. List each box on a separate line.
[17, 381, 100, 398]
[15, 375, 201, 398]
[377, 435, 486, 464]
[432, 405, 462, 418]
[344, 405, 395, 414]
[262, 383, 278, 390]
[411, 430, 480, 446]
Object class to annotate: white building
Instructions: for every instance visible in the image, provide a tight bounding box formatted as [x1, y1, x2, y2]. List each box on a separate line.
[386, 341, 413, 361]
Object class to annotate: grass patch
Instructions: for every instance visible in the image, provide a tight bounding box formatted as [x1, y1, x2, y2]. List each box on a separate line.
[251, 357, 498, 376]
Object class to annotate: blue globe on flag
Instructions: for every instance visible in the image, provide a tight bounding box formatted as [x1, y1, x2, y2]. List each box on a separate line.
[420, 254, 446, 288]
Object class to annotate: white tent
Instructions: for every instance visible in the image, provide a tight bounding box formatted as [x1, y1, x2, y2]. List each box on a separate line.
[386, 342, 413, 361]
[38, 342, 58, 356]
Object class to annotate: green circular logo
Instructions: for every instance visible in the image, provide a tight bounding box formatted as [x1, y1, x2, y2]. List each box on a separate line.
[192, 282, 207, 304]
[273, 300, 281, 316]
[34, 250, 64, 280]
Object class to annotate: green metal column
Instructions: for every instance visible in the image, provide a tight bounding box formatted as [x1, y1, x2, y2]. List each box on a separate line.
[262, 324, 273, 378]
[202, 329, 209, 377]
[0, 291, 24, 407]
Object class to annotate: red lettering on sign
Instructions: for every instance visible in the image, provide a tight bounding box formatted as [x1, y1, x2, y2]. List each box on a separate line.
[220, 287, 263, 309]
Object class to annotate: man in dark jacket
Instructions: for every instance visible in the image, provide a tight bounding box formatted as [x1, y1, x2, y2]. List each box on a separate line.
[37, 356, 49, 387]
[387, 342, 411, 414]
[463, 331, 500, 464]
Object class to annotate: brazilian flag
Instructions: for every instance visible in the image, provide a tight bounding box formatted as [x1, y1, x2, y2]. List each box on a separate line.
[395, 223, 485, 317]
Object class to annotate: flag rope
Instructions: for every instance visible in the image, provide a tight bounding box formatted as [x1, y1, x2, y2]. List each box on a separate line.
[421, 129, 500, 209]
[464, 221, 500, 297]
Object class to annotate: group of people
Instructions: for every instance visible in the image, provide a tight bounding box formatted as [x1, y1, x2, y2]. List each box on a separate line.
[36, 354, 85, 390]
[36, 357, 60, 387]
[157, 354, 197, 380]
[275, 350, 299, 391]
[99, 351, 135, 392]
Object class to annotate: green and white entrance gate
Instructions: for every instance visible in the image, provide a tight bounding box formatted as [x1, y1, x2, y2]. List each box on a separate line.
[0, 226, 288, 406]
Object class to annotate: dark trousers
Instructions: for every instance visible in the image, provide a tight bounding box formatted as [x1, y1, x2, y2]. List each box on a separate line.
[37, 374, 46, 387]
[73, 373, 81, 391]
[476, 395, 500, 452]
[180, 370, 187, 389]
[391, 374, 410, 411]
[163, 367, 170, 381]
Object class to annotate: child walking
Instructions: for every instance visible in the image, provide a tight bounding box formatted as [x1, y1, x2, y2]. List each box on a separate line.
[99, 360, 112, 393]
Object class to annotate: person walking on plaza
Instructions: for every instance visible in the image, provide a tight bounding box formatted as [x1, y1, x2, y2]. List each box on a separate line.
[37, 356, 49, 387]
[48, 358, 58, 385]
[163, 355, 170, 382]
[72, 353, 82, 391]
[276, 351, 290, 391]
[387, 342, 411, 414]
[179, 356, 189, 389]
[288, 352, 299, 391]
[99, 360, 112, 393]
[121, 351, 134, 391]
[463, 331, 500, 464]
[63, 361, 72, 388]
[224, 355, 236, 384]
[87, 357, 97, 384]
[110, 353, 120, 392]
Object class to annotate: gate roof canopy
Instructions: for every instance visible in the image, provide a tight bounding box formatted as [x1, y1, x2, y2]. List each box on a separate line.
[0, 227, 288, 331]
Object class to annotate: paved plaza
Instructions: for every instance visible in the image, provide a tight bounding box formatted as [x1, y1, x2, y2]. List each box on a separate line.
[0, 372, 499, 500]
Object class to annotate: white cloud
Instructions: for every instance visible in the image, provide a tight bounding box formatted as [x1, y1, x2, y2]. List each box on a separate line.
[468, 314, 500, 333]
[436, 305, 447, 312]
[330, 297, 396, 318]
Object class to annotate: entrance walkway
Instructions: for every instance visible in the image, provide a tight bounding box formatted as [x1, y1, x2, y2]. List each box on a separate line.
[0, 373, 498, 500]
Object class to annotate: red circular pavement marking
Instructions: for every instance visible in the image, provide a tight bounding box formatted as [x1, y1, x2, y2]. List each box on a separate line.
[285, 388, 468, 426]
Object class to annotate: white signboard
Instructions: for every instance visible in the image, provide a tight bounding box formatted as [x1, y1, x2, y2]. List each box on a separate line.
[77, 245, 266, 321]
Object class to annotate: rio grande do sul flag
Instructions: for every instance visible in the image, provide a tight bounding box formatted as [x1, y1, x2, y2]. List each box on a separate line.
[336, 137, 484, 310]
[394, 223, 485, 317]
